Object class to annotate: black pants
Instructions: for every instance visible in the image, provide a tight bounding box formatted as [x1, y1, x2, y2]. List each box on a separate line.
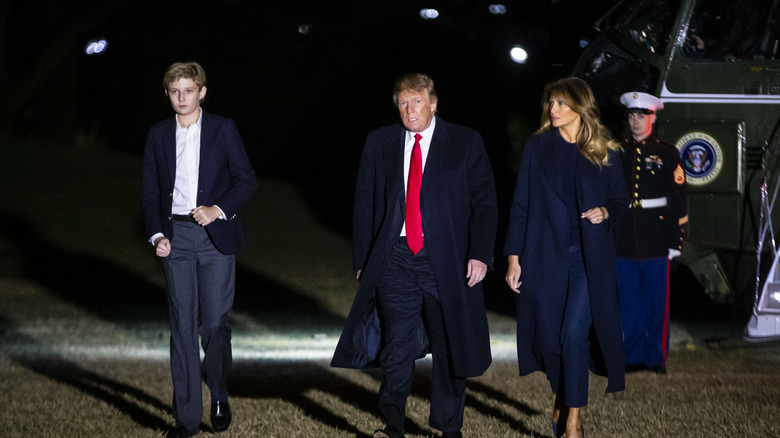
[162, 220, 234, 432]
[376, 239, 465, 433]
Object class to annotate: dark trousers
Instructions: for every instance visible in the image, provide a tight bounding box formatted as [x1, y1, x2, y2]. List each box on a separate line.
[556, 245, 592, 408]
[162, 220, 235, 432]
[376, 240, 466, 434]
[616, 256, 669, 368]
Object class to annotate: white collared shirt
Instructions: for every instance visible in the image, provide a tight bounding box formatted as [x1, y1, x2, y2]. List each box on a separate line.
[171, 110, 203, 215]
[401, 116, 436, 237]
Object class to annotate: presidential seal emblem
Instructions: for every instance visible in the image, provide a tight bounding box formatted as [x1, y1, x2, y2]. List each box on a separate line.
[675, 131, 723, 186]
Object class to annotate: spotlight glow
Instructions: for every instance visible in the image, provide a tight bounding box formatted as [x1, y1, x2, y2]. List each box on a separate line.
[85, 39, 108, 55]
[488, 4, 507, 14]
[510, 45, 528, 64]
[419, 8, 439, 19]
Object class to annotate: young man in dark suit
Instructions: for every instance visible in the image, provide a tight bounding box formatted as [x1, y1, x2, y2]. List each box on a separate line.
[141, 61, 256, 437]
[332, 73, 498, 438]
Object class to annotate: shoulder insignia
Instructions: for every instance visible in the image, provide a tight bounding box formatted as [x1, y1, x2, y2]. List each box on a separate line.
[674, 164, 685, 185]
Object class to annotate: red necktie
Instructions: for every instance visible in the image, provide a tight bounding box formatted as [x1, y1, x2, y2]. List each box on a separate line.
[406, 133, 423, 254]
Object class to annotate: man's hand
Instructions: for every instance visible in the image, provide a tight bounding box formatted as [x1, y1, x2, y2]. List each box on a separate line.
[192, 205, 221, 226]
[154, 236, 171, 258]
[505, 255, 522, 293]
[466, 259, 487, 287]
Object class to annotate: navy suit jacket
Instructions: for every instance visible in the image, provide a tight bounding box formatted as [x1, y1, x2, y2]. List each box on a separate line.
[331, 117, 498, 378]
[141, 110, 257, 255]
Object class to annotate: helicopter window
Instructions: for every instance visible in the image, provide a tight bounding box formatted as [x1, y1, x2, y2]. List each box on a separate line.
[684, 0, 779, 60]
[609, 0, 678, 56]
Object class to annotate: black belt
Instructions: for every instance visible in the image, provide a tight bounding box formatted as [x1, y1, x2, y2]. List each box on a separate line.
[172, 214, 197, 223]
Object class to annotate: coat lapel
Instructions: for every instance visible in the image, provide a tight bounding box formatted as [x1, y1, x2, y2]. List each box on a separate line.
[536, 130, 566, 204]
[421, 119, 449, 191]
[383, 126, 406, 214]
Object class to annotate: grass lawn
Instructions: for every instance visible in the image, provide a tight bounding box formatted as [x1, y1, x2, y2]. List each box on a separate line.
[1, 142, 778, 437]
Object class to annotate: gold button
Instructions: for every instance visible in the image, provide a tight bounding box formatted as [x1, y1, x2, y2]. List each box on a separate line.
[635, 184, 639, 188]
[634, 192, 639, 197]
[635, 175, 640, 179]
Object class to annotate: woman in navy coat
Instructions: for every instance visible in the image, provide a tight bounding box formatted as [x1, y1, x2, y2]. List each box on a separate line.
[504, 77, 629, 438]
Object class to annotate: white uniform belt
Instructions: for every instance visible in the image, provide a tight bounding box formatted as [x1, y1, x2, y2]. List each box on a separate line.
[632, 196, 667, 208]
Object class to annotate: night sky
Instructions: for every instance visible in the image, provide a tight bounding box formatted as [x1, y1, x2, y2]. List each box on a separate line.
[2, 0, 615, 232]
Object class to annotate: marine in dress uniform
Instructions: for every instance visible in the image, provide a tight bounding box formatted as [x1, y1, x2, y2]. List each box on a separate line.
[614, 92, 688, 373]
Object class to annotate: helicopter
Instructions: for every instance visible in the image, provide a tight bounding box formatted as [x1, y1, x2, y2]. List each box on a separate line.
[571, 0, 780, 340]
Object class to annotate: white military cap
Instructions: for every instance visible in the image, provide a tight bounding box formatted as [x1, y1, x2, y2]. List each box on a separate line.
[619, 91, 664, 114]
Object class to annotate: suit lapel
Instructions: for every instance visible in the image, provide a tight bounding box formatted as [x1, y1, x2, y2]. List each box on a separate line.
[198, 111, 214, 188]
[162, 118, 178, 188]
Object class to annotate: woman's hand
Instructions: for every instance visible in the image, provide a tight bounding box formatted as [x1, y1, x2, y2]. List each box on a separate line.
[581, 207, 609, 224]
[505, 255, 522, 294]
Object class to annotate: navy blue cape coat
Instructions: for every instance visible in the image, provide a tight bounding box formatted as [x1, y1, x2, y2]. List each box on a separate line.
[331, 118, 498, 378]
[503, 129, 628, 393]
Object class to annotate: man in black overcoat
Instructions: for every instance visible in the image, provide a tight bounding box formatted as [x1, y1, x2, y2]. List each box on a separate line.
[331, 73, 498, 438]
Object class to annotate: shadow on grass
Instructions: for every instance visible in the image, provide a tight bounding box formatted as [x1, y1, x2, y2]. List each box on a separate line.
[230, 361, 542, 437]
[0, 211, 348, 333]
[233, 267, 348, 333]
[0, 212, 542, 435]
[0, 316, 175, 432]
[230, 360, 382, 437]
[0, 213, 169, 326]
[404, 367, 542, 436]
[466, 379, 542, 434]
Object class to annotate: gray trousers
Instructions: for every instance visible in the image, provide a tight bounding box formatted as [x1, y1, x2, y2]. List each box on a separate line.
[162, 220, 235, 432]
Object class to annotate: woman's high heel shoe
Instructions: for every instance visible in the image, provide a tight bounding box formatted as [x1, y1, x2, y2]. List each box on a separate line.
[552, 421, 564, 438]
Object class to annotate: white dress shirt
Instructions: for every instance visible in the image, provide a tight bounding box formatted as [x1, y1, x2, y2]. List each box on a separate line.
[401, 116, 436, 237]
[171, 111, 203, 215]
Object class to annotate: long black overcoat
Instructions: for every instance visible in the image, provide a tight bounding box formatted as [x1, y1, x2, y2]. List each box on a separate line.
[331, 117, 498, 378]
[503, 129, 629, 393]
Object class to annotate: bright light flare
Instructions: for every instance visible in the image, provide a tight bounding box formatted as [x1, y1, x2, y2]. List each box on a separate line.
[510, 45, 528, 64]
[420, 8, 439, 19]
[85, 39, 108, 55]
[488, 4, 507, 15]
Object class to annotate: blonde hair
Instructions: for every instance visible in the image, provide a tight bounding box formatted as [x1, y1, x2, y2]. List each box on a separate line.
[537, 77, 620, 166]
[162, 61, 206, 90]
[392, 73, 438, 106]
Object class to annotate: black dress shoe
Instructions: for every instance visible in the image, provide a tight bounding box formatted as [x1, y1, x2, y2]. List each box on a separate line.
[211, 401, 232, 432]
[167, 425, 195, 438]
[442, 431, 463, 438]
